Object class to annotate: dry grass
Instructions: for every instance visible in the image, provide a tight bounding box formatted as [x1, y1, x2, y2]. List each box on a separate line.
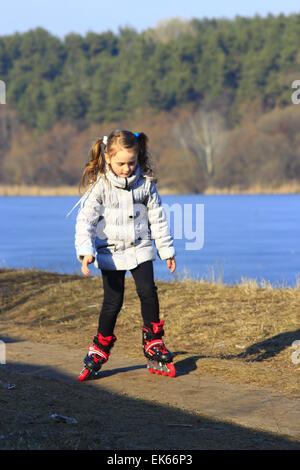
[0, 184, 178, 196]
[0, 268, 299, 395]
[0, 185, 80, 196]
[204, 181, 300, 195]
[1, 182, 300, 196]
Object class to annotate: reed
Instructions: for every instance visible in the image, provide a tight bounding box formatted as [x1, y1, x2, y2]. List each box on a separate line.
[204, 181, 300, 195]
[1, 182, 300, 196]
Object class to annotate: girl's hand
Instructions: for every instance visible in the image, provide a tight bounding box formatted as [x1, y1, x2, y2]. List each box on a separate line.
[166, 257, 176, 274]
[81, 254, 94, 276]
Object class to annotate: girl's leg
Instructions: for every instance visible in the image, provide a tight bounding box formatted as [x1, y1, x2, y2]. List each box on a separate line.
[130, 260, 160, 327]
[98, 268, 126, 336]
[78, 269, 124, 381]
[131, 261, 175, 376]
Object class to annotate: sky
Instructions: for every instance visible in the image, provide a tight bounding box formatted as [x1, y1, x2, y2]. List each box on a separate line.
[1, 0, 300, 38]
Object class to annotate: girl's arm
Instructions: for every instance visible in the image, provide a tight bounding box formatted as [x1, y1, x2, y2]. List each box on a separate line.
[146, 181, 176, 262]
[75, 183, 102, 264]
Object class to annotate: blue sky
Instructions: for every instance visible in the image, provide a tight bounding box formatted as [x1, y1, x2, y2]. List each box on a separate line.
[1, 0, 300, 38]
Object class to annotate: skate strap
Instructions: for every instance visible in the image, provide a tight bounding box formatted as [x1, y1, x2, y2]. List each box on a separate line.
[88, 346, 109, 361]
[94, 333, 117, 350]
[151, 320, 164, 334]
[145, 339, 164, 354]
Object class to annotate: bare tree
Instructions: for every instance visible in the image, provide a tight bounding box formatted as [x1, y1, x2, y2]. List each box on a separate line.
[144, 17, 197, 43]
[173, 108, 227, 184]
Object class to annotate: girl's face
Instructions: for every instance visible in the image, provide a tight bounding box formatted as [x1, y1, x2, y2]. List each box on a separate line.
[105, 147, 138, 178]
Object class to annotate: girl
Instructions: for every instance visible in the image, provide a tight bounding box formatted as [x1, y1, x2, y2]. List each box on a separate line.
[75, 129, 177, 381]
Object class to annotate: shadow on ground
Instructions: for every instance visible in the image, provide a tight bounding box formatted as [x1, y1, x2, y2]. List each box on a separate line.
[0, 335, 299, 451]
[237, 329, 300, 362]
[172, 353, 205, 377]
[182, 329, 300, 364]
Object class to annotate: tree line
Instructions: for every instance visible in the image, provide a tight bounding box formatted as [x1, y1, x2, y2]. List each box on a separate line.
[1, 13, 300, 191]
[1, 13, 300, 133]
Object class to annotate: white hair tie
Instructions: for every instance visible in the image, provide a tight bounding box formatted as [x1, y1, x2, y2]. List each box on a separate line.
[103, 135, 108, 145]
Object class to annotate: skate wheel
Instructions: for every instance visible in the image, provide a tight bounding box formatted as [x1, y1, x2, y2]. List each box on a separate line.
[78, 367, 90, 382]
[167, 363, 176, 377]
[148, 368, 155, 374]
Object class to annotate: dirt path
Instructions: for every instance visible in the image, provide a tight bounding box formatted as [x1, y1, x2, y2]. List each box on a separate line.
[1, 339, 299, 450]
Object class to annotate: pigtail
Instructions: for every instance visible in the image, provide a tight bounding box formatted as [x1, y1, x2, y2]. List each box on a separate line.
[79, 138, 107, 192]
[136, 132, 157, 183]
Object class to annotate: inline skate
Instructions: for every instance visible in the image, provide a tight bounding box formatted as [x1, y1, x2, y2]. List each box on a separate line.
[78, 332, 117, 381]
[142, 320, 176, 377]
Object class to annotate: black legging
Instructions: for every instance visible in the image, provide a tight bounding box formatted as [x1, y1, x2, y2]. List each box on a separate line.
[98, 260, 160, 336]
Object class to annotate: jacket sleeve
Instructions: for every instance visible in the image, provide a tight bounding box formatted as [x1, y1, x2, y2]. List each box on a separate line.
[146, 181, 175, 260]
[75, 183, 102, 262]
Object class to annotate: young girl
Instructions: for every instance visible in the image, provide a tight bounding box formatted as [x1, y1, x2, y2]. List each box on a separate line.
[75, 129, 176, 381]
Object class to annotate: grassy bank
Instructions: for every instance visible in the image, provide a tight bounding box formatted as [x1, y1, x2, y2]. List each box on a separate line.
[0, 182, 300, 196]
[1, 268, 299, 394]
[0, 185, 179, 196]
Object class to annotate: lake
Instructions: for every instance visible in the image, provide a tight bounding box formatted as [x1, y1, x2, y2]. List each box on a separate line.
[0, 194, 299, 287]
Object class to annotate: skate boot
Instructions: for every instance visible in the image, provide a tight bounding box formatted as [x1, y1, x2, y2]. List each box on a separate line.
[142, 320, 176, 377]
[78, 332, 117, 382]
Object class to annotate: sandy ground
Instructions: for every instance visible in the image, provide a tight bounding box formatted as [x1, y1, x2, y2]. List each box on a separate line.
[0, 337, 299, 451]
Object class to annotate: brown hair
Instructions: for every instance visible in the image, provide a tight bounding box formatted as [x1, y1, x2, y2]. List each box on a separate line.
[79, 129, 157, 191]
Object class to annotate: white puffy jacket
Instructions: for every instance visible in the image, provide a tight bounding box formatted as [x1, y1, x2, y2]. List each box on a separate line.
[75, 162, 175, 270]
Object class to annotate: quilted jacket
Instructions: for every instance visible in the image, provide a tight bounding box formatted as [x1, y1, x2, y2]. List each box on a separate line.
[75, 162, 175, 270]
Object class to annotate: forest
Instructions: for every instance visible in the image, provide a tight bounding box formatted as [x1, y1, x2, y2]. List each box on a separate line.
[1, 13, 300, 193]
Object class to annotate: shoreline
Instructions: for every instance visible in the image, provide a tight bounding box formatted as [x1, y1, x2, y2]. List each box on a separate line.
[0, 183, 300, 196]
[0, 266, 299, 290]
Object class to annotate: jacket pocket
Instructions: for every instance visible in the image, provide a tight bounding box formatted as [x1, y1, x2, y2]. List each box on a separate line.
[97, 243, 116, 254]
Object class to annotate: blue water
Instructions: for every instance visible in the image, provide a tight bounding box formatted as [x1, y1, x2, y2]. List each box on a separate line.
[0, 194, 299, 287]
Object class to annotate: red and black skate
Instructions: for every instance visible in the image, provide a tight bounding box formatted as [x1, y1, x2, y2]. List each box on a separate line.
[78, 332, 117, 382]
[142, 320, 176, 377]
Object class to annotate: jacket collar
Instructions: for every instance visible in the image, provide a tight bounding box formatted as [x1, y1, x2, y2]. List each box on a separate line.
[105, 162, 141, 189]
[66, 163, 141, 218]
